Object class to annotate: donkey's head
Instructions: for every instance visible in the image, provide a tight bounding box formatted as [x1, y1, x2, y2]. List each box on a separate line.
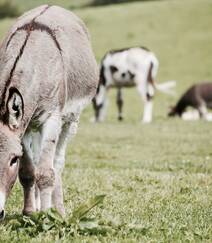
[0, 88, 23, 219]
[0, 124, 22, 219]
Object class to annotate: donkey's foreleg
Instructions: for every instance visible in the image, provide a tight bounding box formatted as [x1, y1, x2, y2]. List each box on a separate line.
[36, 111, 61, 211]
[116, 88, 124, 121]
[30, 131, 42, 211]
[53, 116, 79, 216]
[35, 184, 40, 211]
[19, 133, 36, 215]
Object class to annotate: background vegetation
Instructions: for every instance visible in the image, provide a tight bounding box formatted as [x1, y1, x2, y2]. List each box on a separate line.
[0, 0, 19, 18]
[0, 0, 211, 242]
[0, 0, 156, 17]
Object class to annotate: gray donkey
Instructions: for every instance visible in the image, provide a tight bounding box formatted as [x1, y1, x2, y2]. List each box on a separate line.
[0, 5, 98, 219]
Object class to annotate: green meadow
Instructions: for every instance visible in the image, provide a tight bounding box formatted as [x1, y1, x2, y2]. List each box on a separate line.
[0, 0, 212, 242]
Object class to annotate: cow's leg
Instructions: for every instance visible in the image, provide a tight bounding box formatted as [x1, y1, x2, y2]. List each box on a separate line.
[197, 101, 208, 119]
[36, 111, 61, 211]
[137, 82, 154, 123]
[198, 105, 208, 119]
[92, 85, 108, 122]
[143, 97, 153, 123]
[19, 132, 36, 215]
[95, 97, 108, 122]
[143, 83, 154, 123]
[116, 88, 124, 121]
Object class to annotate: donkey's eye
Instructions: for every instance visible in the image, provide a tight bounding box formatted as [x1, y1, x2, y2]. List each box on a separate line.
[10, 157, 19, 167]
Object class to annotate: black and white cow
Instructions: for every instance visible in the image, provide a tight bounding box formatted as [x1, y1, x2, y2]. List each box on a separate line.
[168, 82, 212, 120]
[92, 47, 175, 123]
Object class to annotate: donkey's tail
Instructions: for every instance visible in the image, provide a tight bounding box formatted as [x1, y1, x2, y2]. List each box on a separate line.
[155, 80, 176, 96]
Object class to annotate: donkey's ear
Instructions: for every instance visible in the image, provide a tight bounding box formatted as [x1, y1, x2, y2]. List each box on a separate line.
[7, 88, 24, 130]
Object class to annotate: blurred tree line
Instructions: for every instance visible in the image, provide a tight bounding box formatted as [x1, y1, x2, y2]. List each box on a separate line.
[90, 0, 151, 6]
[0, 0, 19, 18]
[0, 0, 155, 19]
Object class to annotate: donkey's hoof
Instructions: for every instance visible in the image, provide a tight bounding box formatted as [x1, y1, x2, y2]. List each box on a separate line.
[56, 206, 66, 218]
[118, 116, 123, 121]
[23, 208, 36, 216]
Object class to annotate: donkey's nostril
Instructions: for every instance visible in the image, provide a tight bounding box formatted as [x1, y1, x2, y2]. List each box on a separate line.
[0, 210, 5, 220]
[121, 72, 126, 78]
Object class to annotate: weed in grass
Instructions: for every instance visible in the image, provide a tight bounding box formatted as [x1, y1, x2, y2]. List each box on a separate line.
[4, 195, 107, 238]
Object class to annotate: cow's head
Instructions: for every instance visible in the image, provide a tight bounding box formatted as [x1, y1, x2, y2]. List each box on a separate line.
[110, 65, 135, 84]
[0, 89, 23, 219]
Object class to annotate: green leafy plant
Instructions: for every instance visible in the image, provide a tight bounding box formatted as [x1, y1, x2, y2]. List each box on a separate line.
[5, 195, 107, 237]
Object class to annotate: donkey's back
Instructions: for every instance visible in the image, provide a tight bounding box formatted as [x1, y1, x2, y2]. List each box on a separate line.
[0, 5, 98, 116]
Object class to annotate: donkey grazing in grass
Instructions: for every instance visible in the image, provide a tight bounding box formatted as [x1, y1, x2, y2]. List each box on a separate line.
[92, 47, 175, 123]
[0, 5, 98, 219]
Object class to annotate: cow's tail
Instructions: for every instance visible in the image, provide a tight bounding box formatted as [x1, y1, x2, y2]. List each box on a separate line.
[155, 80, 176, 96]
[147, 59, 176, 96]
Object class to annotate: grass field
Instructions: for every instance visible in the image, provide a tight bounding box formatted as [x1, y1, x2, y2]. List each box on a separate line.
[0, 0, 212, 242]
